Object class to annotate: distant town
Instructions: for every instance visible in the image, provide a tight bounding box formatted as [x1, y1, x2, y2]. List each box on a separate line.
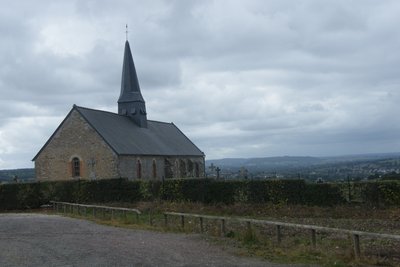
[205, 153, 400, 182]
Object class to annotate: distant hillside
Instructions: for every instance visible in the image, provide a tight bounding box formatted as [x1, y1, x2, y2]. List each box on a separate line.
[0, 168, 35, 182]
[207, 156, 323, 171]
[206, 153, 400, 170]
[206, 153, 400, 180]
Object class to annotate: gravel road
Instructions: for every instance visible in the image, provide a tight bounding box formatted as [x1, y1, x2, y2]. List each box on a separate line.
[0, 213, 306, 267]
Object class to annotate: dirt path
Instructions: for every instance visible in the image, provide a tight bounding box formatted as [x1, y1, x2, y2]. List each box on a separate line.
[0, 213, 307, 267]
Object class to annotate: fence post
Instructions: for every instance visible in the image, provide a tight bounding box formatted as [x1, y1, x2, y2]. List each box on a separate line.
[246, 221, 251, 233]
[63, 204, 66, 214]
[136, 212, 139, 223]
[353, 234, 361, 260]
[199, 217, 204, 233]
[93, 207, 96, 218]
[52, 202, 56, 212]
[310, 229, 316, 249]
[220, 219, 226, 237]
[276, 225, 282, 244]
[111, 209, 115, 220]
[149, 212, 153, 226]
[181, 215, 185, 229]
[164, 214, 168, 227]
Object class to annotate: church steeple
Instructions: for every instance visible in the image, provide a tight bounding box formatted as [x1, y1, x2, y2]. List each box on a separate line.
[118, 40, 147, 128]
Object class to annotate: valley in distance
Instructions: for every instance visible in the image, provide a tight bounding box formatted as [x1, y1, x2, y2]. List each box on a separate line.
[206, 152, 400, 182]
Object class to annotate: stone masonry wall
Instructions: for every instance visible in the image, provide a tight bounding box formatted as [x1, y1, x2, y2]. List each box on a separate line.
[35, 109, 119, 181]
[119, 155, 205, 180]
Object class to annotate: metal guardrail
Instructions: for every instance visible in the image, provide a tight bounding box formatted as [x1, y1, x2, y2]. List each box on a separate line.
[164, 211, 400, 260]
[50, 201, 141, 221]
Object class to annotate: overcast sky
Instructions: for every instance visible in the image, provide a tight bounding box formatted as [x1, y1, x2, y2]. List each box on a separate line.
[1, 0, 400, 169]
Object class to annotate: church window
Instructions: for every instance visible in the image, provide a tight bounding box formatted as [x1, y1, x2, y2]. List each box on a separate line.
[152, 160, 157, 178]
[72, 157, 80, 177]
[136, 160, 142, 179]
[179, 159, 186, 177]
[187, 160, 194, 177]
[195, 163, 200, 178]
[164, 159, 173, 179]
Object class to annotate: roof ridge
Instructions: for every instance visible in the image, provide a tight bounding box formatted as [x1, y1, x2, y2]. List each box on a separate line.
[74, 105, 120, 116]
[147, 119, 172, 124]
[75, 105, 173, 125]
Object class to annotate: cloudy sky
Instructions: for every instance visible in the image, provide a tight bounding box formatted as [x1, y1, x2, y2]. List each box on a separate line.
[1, 0, 400, 169]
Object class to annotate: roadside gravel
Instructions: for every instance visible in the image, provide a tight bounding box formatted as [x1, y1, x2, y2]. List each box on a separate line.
[0, 214, 308, 267]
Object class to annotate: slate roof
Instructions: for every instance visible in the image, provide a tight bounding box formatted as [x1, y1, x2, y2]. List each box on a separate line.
[33, 105, 204, 160]
[75, 105, 204, 156]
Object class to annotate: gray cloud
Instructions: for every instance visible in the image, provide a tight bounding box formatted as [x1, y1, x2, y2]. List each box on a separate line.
[0, 0, 400, 168]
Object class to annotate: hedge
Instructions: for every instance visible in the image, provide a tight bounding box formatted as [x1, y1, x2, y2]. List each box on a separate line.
[361, 181, 400, 206]
[5, 178, 393, 211]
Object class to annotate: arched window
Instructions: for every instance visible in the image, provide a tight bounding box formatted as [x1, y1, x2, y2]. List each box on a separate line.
[195, 163, 200, 178]
[152, 160, 157, 179]
[136, 160, 142, 179]
[72, 157, 80, 177]
[187, 160, 194, 177]
[179, 159, 186, 178]
[164, 159, 173, 179]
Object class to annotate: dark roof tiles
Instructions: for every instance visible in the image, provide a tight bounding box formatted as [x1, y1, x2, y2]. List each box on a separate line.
[75, 106, 204, 157]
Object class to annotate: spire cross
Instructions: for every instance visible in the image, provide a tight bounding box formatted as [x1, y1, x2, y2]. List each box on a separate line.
[126, 24, 128, 41]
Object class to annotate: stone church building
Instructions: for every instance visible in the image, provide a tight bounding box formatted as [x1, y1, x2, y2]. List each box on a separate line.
[33, 41, 205, 181]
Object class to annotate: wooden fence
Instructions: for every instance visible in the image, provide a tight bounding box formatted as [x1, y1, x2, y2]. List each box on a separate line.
[163, 211, 400, 260]
[49, 202, 399, 260]
[50, 201, 141, 222]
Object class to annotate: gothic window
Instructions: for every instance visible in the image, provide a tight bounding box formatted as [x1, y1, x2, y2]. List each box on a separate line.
[195, 163, 200, 178]
[187, 160, 194, 177]
[72, 157, 80, 177]
[164, 159, 173, 179]
[152, 160, 157, 179]
[179, 159, 186, 177]
[136, 160, 142, 179]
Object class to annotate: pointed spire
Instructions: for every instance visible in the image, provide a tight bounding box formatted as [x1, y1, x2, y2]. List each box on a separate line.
[119, 41, 143, 102]
[118, 40, 147, 128]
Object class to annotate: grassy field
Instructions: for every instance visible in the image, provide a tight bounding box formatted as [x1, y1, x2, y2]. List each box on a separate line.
[46, 202, 400, 267]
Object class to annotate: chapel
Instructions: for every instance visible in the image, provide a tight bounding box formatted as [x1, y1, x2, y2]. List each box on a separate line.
[33, 40, 205, 181]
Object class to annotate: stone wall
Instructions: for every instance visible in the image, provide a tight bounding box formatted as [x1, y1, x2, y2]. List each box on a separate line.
[119, 155, 205, 180]
[35, 109, 119, 181]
